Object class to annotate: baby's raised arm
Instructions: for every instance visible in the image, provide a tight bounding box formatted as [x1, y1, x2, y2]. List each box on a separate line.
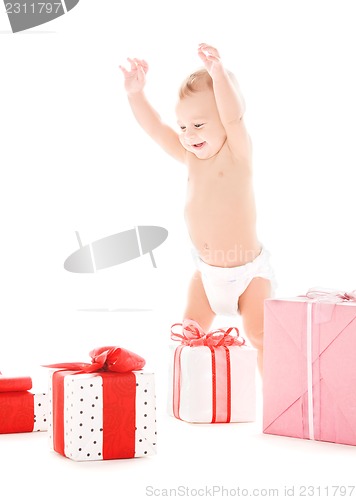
[120, 58, 185, 163]
[198, 43, 251, 163]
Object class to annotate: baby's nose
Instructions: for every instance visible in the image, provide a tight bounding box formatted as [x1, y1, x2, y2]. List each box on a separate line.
[185, 128, 197, 140]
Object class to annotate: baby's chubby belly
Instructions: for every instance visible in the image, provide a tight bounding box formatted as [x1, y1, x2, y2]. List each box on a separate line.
[184, 195, 261, 268]
[184, 151, 261, 267]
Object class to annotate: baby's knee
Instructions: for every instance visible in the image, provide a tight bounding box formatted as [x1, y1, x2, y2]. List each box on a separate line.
[244, 327, 264, 350]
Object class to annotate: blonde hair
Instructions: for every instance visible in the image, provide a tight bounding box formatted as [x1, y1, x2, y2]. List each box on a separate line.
[178, 68, 213, 99]
[178, 67, 238, 99]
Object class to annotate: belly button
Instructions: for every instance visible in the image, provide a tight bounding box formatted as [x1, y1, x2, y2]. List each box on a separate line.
[218, 171, 224, 177]
[204, 243, 209, 250]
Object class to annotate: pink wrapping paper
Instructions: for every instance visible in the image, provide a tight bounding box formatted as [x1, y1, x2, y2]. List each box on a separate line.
[263, 295, 356, 445]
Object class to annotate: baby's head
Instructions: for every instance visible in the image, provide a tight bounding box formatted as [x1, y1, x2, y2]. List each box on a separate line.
[175, 68, 229, 159]
[178, 68, 213, 99]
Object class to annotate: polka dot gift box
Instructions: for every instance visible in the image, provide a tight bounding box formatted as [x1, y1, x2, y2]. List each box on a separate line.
[0, 374, 48, 433]
[45, 346, 157, 461]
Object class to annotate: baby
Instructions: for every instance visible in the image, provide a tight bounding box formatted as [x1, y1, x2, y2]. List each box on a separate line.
[120, 43, 274, 373]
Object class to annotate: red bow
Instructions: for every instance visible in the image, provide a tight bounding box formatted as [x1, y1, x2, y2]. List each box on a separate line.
[43, 346, 145, 373]
[171, 319, 245, 347]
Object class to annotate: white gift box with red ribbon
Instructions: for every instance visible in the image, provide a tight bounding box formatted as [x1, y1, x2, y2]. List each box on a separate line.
[168, 321, 257, 423]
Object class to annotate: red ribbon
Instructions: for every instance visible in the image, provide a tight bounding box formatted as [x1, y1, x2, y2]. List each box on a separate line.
[0, 392, 34, 434]
[0, 376, 32, 393]
[0, 374, 34, 433]
[44, 345, 145, 373]
[171, 320, 245, 423]
[171, 319, 245, 348]
[47, 346, 145, 460]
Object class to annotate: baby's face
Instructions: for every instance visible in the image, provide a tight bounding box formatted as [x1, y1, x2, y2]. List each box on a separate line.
[176, 88, 226, 159]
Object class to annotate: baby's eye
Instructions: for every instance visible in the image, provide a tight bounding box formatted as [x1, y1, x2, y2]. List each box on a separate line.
[194, 123, 204, 128]
[180, 126, 186, 131]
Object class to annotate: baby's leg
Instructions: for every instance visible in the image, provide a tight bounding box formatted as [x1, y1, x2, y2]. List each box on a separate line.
[183, 270, 216, 331]
[238, 277, 272, 376]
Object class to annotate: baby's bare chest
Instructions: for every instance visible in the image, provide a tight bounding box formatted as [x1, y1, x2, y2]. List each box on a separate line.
[186, 158, 251, 205]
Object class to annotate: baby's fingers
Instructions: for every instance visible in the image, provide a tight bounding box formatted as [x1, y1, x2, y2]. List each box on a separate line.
[127, 57, 139, 71]
[206, 53, 220, 62]
[132, 58, 149, 74]
[198, 43, 221, 59]
[140, 59, 149, 73]
[198, 42, 218, 51]
[119, 64, 130, 76]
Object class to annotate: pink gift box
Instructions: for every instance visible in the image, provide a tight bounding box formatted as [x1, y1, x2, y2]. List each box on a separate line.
[263, 292, 356, 445]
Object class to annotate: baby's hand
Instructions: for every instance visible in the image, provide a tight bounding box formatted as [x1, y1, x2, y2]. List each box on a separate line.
[119, 58, 148, 94]
[198, 43, 224, 79]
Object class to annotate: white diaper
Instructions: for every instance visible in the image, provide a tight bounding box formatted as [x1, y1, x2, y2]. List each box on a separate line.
[195, 248, 275, 316]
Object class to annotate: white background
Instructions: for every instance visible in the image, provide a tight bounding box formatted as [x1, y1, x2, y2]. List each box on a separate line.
[1, 1, 356, 498]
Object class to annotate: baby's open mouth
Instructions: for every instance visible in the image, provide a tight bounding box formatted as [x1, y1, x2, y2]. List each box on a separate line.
[192, 142, 205, 148]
